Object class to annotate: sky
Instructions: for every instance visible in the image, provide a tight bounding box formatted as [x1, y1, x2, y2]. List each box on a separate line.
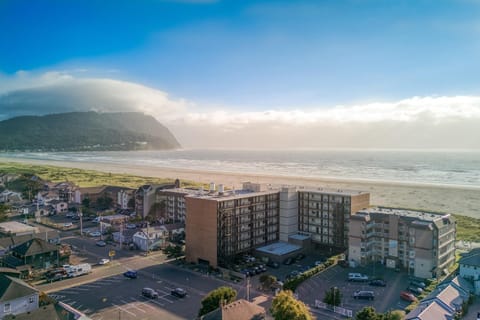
[1, 0, 480, 149]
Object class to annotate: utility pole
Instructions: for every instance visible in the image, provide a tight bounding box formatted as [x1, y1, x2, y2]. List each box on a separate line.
[79, 208, 83, 237]
[246, 276, 250, 302]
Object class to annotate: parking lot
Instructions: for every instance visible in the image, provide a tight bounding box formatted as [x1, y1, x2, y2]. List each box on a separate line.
[296, 263, 413, 316]
[47, 261, 269, 320]
[49, 273, 202, 320]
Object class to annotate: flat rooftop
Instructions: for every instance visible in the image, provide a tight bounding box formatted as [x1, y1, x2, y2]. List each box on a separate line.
[296, 186, 369, 196]
[186, 189, 278, 201]
[358, 207, 450, 221]
[289, 233, 311, 241]
[0, 221, 38, 233]
[255, 242, 301, 256]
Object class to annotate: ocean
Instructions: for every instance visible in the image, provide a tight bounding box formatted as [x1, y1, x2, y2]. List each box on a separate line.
[2, 149, 480, 188]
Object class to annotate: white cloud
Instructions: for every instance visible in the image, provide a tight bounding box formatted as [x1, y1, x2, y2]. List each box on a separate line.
[1, 71, 480, 149]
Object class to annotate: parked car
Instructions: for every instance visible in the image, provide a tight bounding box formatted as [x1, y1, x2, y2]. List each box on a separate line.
[408, 286, 423, 295]
[171, 288, 187, 298]
[98, 258, 110, 265]
[63, 222, 73, 228]
[400, 291, 417, 302]
[348, 273, 369, 282]
[66, 212, 75, 218]
[96, 240, 106, 247]
[294, 253, 306, 261]
[124, 270, 138, 279]
[72, 215, 80, 220]
[89, 231, 101, 237]
[266, 261, 279, 269]
[142, 287, 158, 299]
[283, 258, 294, 265]
[410, 279, 426, 289]
[353, 290, 375, 300]
[338, 259, 349, 268]
[369, 279, 387, 287]
[126, 223, 137, 229]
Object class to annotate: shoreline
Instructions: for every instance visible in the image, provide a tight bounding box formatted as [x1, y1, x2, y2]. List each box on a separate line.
[1, 157, 479, 218]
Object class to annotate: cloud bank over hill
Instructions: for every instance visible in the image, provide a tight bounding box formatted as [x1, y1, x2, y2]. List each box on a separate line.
[1, 71, 479, 149]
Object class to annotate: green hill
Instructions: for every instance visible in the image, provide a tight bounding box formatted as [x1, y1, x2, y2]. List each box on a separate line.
[0, 111, 181, 151]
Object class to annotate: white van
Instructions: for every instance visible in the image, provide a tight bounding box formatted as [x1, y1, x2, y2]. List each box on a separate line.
[348, 273, 369, 282]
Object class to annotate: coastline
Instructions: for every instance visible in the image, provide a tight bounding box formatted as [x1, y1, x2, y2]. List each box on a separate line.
[1, 157, 479, 218]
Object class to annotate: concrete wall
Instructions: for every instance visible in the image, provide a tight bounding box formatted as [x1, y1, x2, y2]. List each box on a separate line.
[185, 197, 218, 267]
[350, 193, 370, 215]
[279, 187, 298, 242]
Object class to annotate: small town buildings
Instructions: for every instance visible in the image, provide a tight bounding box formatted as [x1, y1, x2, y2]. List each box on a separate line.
[0, 222, 38, 237]
[135, 182, 179, 219]
[406, 275, 473, 320]
[459, 248, 480, 295]
[132, 226, 168, 251]
[0, 190, 22, 204]
[49, 200, 68, 214]
[5, 238, 62, 270]
[0, 273, 39, 319]
[348, 207, 456, 279]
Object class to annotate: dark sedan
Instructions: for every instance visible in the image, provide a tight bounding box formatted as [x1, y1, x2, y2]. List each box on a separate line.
[369, 279, 387, 287]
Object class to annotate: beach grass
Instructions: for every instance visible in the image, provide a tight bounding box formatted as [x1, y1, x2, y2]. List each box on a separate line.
[0, 162, 200, 188]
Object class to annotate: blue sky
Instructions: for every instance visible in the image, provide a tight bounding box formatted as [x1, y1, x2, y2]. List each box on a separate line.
[1, 0, 480, 149]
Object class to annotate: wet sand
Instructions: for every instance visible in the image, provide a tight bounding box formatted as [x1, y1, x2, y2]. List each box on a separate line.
[2, 157, 479, 218]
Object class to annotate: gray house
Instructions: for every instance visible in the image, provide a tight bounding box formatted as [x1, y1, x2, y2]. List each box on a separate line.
[0, 274, 39, 319]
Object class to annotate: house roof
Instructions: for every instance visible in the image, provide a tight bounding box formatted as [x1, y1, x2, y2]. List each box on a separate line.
[0, 273, 37, 302]
[11, 302, 92, 320]
[449, 275, 474, 294]
[459, 249, 480, 267]
[12, 238, 58, 257]
[405, 300, 454, 320]
[201, 299, 266, 320]
[0, 231, 60, 250]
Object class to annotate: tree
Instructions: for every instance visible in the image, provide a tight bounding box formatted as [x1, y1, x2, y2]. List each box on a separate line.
[382, 310, 405, 320]
[356, 306, 382, 320]
[96, 194, 113, 210]
[198, 286, 237, 317]
[270, 290, 313, 320]
[260, 274, 277, 290]
[0, 204, 10, 222]
[127, 197, 135, 209]
[82, 198, 90, 208]
[323, 287, 342, 306]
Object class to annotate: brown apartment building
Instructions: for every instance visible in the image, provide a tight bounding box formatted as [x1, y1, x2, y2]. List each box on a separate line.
[185, 183, 370, 268]
[298, 188, 370, 250]
[185, 183, 280, 267]
[348, 207, 456, 279]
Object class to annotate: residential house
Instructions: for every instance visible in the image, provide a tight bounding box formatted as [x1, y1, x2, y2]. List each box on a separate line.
[459, 248, 480, 295]
[0, 191, 22, 204]
[49, 200, 68, 215]
[133, 226, 168, 251]
[9, 301, 92, 320]
[5, 238, 63, 271]
[200, 299, 267, 320]
[406, 275, 473, 320]
[0, 273, 39, 319]
[112, 229, 137, 245]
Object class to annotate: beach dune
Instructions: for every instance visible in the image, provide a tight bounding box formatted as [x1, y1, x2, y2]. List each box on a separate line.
[3, 157, 479, 218]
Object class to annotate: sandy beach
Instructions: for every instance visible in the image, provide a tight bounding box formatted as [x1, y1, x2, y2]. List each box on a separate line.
[2, 157, 479, 218]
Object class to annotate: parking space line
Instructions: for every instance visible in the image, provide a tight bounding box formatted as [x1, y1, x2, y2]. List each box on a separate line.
[111, 303, 136, 317]
[129, 297, 157, 310]
[74, 288, 90, 291]
[144, 298, 165, 307]
[121, 300, 146, 313]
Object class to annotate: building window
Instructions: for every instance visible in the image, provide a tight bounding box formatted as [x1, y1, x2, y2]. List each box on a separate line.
[4, 303, 11, 313]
